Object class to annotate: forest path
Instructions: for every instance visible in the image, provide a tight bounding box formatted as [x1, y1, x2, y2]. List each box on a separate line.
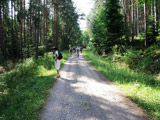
[39, 53, 149, 120]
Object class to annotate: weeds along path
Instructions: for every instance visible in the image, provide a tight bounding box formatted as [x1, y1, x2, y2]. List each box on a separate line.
[39, 53, 149, 120]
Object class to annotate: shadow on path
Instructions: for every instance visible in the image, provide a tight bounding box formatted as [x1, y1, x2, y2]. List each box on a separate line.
[39, 53, 149, 120]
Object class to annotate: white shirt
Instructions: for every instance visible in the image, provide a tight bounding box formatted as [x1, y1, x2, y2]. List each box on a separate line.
[54, 50, 58, 60]
[76, 47, 80, 52]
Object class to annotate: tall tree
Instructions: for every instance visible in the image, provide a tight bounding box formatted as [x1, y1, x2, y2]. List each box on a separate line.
[54, 0, 59, 47]
[105, 0, 124, 51]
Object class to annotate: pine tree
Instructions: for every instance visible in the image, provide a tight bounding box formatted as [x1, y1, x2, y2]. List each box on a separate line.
[105, 0, 124, 52]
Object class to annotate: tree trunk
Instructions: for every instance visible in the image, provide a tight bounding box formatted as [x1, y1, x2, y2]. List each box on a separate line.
[11, 0, 15, 61]
[131, 0, 134, 42]
[136, 1, 139, 36]
[2, 2, 6, 60]
[28, 0, 32, 57]
[44, 0, 47, 49]
[54, 0, 59, 48]
[40, 10, 42, 45]
[0, 1, 2, 58]
[20, 0, 23, 61]
[15, 0, 19, 60]
[24, 0, 26, 48]
[35, 23, 37, 56]
[155, 0, 159, 33]
[144, 2, 147, 48]
[36, 0, 40, 59]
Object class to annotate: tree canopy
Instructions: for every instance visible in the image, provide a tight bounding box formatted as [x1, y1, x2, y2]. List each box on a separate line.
[0, 0, 81, 63]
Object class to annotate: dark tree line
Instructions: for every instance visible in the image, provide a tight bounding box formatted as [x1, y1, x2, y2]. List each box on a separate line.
[86, 0, 160, 54]
[122, 0, 160, 47]
[0, 0, 81, 64]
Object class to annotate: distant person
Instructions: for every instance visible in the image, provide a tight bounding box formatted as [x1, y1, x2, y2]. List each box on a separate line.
[69, 48, 73, 57]
[53, 47, 61, 78]
[80, 47, 83, 53]
[73, 47, 76, 53]
[76, 46, 80, 57]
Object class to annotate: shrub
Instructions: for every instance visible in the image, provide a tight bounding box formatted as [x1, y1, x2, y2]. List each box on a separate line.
[87, 41, 94, 51]
[38, 45, 46, 56]
[143, 46, 160, 74]
[118, 46, 160, 74]
[123, 49, 142, 69]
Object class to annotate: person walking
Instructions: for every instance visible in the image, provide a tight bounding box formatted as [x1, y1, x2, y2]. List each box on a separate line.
[80, 47, 83, 53]
[53, 47, 61, 78]
[69, 48, 73, 57]
[76, 46, 80, 57]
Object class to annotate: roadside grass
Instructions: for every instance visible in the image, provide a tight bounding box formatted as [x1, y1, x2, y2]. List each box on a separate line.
[83, 50, 160, 120]
[0, 51, 69, 120]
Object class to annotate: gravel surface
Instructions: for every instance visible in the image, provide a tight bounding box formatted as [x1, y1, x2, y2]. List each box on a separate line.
[39, 53, 149, 120]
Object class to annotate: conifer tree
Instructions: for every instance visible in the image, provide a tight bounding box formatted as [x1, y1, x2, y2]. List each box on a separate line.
[105, 0, 124, 52]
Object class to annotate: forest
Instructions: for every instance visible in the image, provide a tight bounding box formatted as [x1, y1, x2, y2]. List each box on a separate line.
[0, 0, 82, 64]
[0, 0, 81, 119]
[82, 0, 160, 118]
[83, 0, 160, 75]
[0, 0, 160, 119]
[1, 0, 160, 74]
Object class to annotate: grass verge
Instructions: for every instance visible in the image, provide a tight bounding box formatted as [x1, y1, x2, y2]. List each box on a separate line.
[0, 51, 69, 120]
[83, 50, 160, 120]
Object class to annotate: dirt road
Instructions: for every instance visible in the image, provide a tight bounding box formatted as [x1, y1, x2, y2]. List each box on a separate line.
[39, 53, 149, 120]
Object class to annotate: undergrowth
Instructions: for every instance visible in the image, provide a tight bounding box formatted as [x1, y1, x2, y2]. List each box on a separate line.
[0, 51, 69, 120]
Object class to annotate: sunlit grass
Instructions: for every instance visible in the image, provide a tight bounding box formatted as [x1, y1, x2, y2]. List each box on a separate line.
[84, 50, 160, 120]
[0, 51, 69, 120]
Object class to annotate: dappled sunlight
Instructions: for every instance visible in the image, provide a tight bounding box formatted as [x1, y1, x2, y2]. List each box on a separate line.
[84, 50, 160, 119]
[0, 51, 70, 120]
[37, 70, 56, 76]
[71, 75, 122, 103]
[40, 54, 149, 120]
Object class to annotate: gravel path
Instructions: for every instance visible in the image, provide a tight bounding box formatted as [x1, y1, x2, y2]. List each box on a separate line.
[39, 53, 149, 120]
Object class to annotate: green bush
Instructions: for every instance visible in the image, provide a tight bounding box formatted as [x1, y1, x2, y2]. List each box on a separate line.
[110, 45, 125, 62]
[38, 45, 46, 56]
[116, 46, 160, 74]
[147, 16, 158, 46]
[0, 51, 69, 120]
[87, 41, 94, 51]
[143, 46, 160, 74]
[123, 49, 143, 69]
[0, 58, 37, 112]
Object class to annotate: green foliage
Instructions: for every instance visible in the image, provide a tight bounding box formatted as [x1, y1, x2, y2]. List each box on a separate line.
[147, 15, 158, 47]
[87, 0, 124, 54]
[0, 0, 80, 65]
[84, 50, 160, 119]
[38, 45, 46, 56]
[87, 41, 94, 51]
[121, 46, 160, 74]
[143, 46, 160, 74]
[0, 51, 69, 120]
[22, 45, 35, 58]
[59, 0, 81, 49]
[123, 49, 143, 69]
[108, 45, 160, 74]
[84, 0, 160, 57]
[81, 30, 90, 47]
[0, 58, 38, 120]
[105, 0, 124, 49]
[91, 6, 106, 55]
[110, 45, 125, 62]
[132, 35, 145, 49]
